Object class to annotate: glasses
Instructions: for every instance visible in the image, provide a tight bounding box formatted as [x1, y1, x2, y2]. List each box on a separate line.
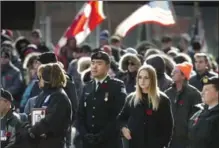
[127, 62, 135, 66]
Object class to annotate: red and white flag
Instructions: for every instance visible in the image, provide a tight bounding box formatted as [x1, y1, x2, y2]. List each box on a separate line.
[55, 0, 105, 55]
[115, 1, 175, 37]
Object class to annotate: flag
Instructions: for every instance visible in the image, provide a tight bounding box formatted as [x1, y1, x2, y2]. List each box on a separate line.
[55, 0, 106, 55]
[115, 1, 175, 38]
[191, 13, 208, 52]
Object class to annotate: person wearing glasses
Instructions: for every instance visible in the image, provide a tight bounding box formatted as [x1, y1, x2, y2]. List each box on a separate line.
[118, 64, 174, 148]
[117, 53, 142, 94]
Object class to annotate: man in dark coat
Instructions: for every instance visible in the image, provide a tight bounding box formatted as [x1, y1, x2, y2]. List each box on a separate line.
[189, 53, 217, 91]
[146, 54, 173, 91]
[0, 88, 22, 148]
[77, 51, 127, 148]
[188, 76, 219, 148]
[165, 62, 202, 148]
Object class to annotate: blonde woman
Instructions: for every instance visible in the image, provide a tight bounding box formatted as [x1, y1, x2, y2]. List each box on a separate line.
[118, 64, 174, 148]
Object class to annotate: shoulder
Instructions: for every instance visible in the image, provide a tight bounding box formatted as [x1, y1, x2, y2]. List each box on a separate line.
[9, 112, 22, 126]
[10, 63, 21, 73]
[208, 71, 218, 77]
[164, 86, 174, 93]
[109, 77, 124, 86]
[187, 84, 201, 94]
[159, 91, 170, 103]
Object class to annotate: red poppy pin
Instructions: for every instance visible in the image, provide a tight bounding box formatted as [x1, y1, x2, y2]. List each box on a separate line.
[5, 132, 12, 137]
[5, 76, 12, 80]
[146, 109, 153, 116]
[101, 83, 108, 89]
[193, 117, 199, 125]
[178, 100, 184, 105]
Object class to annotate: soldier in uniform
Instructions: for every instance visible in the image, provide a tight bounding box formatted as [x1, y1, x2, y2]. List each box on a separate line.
[0, 88, 22, 148]
[188, 76, 219, 148]
[77, 51, 127, 148]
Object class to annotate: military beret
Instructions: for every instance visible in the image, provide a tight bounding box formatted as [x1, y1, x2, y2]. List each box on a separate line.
[91, 51, 110, 64]
[203, 76, 219, 90]
[0, 88, 13, 103]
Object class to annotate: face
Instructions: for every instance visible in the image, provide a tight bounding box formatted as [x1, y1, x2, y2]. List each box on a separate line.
[171, 68, 185, 82]
[91, 59, 109, 79]
[202, 84, 218, 105]
[37, 74, 45, 88]
[69, 39, 76, 48]
[138, 70, 150, 90]
[100, 39, 108, 47]
[33, 60, 41, 70]
[0, 56, 10, 65]
[178, 38, 188, 51]
[30, 36, 40, 45]
[195, 57, 208, 72]
[127, 60, 138, 73]
[0, 98, 10, 114]
[162, 41, 172, 50]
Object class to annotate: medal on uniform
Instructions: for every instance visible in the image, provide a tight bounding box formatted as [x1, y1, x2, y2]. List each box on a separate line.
[104, 92, 109, 102]
[84, 102, 87, 107]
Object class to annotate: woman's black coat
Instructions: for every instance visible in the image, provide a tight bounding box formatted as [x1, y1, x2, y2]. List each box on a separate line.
[118, 91, 174, 148]
[30, 88, 72, 148]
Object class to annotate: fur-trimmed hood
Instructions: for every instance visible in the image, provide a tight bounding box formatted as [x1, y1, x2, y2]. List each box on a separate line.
[23, 52, 41, 69]
[77, 57, 91, 74]
[119, 53, 141, 72]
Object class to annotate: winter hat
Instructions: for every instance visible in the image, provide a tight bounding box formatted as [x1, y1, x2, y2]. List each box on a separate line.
[100, 30, 110, 40]
[124, 47, 138, 54]
[38, 52, 57, 64]
[146, 55, 165, 74]
[175, 62, 193, 80]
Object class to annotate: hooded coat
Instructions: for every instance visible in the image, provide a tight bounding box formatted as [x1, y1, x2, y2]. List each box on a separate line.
[117, 53, 141, 94]
[146, 55, 173, 91]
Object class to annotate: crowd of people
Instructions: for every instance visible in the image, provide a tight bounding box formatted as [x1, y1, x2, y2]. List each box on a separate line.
[1, 28, 219, 148]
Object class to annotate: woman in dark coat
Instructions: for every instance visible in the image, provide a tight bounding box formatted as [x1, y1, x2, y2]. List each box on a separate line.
[118, 64, 174, 148]
[27, 63, 72, 148]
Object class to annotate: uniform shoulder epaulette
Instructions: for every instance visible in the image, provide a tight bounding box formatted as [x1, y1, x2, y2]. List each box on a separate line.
[110, 77, 123, 84]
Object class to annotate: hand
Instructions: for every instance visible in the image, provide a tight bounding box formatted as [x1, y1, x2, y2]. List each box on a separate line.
[121, 127, 132, 140]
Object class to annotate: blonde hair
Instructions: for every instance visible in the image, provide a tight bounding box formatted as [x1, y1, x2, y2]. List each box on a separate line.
[130, 64, 160, 110]
[37, 63, 67, 88]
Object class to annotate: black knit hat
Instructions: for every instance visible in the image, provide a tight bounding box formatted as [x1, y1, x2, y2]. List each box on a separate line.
[0, 88, 13, 103]
[38, 52, 58, 64]
[91, 51, 110, 64]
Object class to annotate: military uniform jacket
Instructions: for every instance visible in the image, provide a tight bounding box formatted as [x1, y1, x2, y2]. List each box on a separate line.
[188, 104, 219, 148]
[77, 76, 127, 148]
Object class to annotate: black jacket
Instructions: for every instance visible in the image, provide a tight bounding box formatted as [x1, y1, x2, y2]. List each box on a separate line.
[165, 82, 202, 146]
[189, 71, 218, 91]
[1, 109, 22, 148]
[30, 75, 78, 122]
[77, 76, 127, 148]
[118, 92, 173, 148]
[188, 104, 219, 148]
[30, 88, 72, 148]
